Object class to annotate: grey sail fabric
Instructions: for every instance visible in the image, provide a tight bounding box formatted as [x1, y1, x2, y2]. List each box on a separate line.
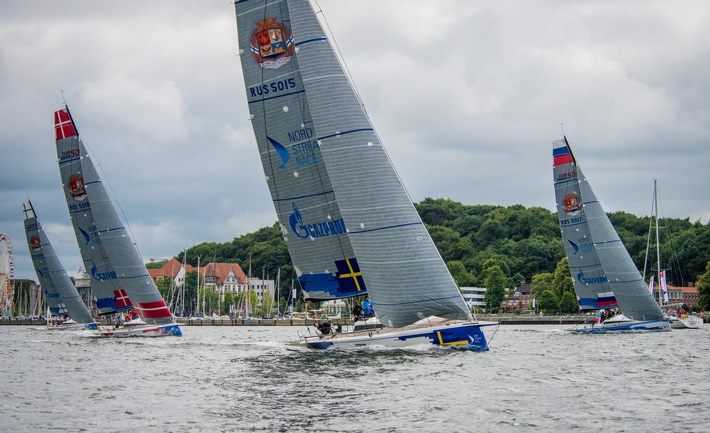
[23, 201, 95, 323]
[553, 138, 663, 321]
[235, 0, 358, 302]
[55, 111, 126, 316]
[235, 0, 471, 327]
[55, 107, 174, 324]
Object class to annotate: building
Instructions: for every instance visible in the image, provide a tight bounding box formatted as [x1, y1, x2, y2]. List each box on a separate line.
[147, 259, 276, 301]
[500, 283, 534, 313]
[653, 283, 700, 309]
[201, 262, 249, 299]
[461, 287, 486, 312]
[147, 258, 193, 288]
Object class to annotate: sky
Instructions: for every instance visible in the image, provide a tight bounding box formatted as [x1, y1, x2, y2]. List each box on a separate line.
[1, 0, 709, 281]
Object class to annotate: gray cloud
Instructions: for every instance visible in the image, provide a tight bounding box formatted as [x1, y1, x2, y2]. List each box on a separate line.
[1, 0, 708, 281]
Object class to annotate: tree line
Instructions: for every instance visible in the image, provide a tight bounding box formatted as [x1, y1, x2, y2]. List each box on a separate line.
[171, 198, 710, 313]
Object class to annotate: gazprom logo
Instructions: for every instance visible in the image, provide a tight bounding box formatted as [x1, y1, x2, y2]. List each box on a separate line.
[91, 262, 118, 282]
[289, 203, 346, 239]
[577, 269, 608, 285]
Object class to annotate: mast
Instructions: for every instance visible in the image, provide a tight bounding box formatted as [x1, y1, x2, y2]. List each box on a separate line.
[196, 256, 201, 316]
[654, 179, 663, 306]
[276, 267, 281, 317]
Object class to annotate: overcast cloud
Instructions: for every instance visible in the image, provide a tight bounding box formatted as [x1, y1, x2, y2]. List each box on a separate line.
[1, 0, 709, 281]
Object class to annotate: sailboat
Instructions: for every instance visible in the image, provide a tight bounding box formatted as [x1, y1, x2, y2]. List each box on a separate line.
[552, 137, 670, 332]
[54, 106, 182, 337]
[22, 200, 98, 330]
[234, 0, 495, 350]
[643, 180, 703, 330]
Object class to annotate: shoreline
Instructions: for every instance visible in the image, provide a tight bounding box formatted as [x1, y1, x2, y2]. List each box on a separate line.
[0, 315, 603, 326]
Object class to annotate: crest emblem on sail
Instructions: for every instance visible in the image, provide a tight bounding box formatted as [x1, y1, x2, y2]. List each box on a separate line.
[30, 236, 41, 251]
[250, 18, 294, 69]
[562, 192, 582, 215]
[68, 175, 87, 201]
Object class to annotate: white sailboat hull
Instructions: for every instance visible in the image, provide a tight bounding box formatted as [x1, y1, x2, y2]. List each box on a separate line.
[97, 323, 183, 337]
[300, 319, 496, 351]
[45, 321, 98, 331]
[669, 315, 704, 329]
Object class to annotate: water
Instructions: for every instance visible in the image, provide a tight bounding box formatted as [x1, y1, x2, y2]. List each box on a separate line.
[1, 324, 708, 432]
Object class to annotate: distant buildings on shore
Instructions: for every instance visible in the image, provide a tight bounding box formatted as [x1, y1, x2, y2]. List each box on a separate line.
[147, 258, 275, 304]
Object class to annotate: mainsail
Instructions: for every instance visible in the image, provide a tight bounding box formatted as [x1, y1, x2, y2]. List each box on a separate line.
[552, 138, 663, 321]
[235, 0, 471, 327]
[55, 107, 174, 325]
[23, 201, 95, 323]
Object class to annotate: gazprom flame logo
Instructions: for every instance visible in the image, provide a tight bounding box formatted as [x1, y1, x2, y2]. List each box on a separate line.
[289, 203, 346, 240]
[90, 261, 118, 281]
[576, 269, 608, 285]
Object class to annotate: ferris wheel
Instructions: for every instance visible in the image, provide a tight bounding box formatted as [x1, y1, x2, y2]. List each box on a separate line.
[0, 234, 14, 317]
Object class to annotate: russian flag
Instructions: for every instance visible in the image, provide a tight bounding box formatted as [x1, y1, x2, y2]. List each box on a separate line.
[553, 144, 573, 167]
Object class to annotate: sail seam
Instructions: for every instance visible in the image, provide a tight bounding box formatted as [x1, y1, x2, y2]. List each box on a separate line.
[318, 128, 373, 141]
[348, 221, 422, 234]
[272, 190, 335, 202]
[296, 37, 327, 46]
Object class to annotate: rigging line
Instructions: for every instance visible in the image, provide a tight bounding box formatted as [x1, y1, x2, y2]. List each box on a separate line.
[311, 0, 422, 221]
[80, 137, 146, 262]
[312, 0, 367, 115]
[642, 183, 656, 280]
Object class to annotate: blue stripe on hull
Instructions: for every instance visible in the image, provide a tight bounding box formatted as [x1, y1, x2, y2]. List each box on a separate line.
[98, 323, 183, 337]
[303, 322, 491, 351]
[573, 319, 671, 333]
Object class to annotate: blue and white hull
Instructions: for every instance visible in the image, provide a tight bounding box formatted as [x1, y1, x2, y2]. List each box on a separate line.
[46, 320, 99, 331]
[300, 319, 496, 351]
[98, 322, 183, 337]
[573, 318, 671, 333]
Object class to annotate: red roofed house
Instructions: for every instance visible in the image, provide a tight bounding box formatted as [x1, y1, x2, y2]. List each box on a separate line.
[147, 258, 193, 288]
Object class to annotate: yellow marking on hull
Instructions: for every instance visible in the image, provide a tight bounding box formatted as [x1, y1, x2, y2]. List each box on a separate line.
[436, 331, 469, 346]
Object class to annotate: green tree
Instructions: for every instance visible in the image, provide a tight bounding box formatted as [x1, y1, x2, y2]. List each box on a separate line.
[558, 291, 579, 314]
[223, 292, 234, 316]
[531, 272, 554, 297]
[156, 277, 173, 301]
[476, 219, 508, 248]
[447, 260, 476, 287]
[483, 265, 507, 313]
[262, 292, 274, 318]
[696, 261, 710, 311]
[552, 257, 574, 301]
[538, 290, 558, 314]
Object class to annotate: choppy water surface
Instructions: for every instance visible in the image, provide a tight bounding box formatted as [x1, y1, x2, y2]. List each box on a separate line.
[1, 324, 708, 432]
